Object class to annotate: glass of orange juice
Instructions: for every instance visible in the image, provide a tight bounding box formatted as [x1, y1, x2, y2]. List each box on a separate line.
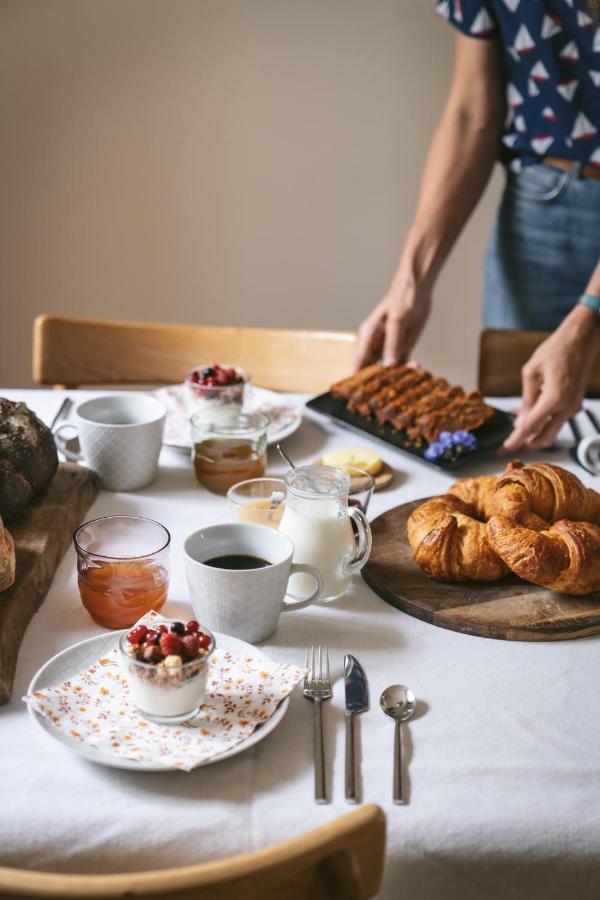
[73, 516, 170, 628]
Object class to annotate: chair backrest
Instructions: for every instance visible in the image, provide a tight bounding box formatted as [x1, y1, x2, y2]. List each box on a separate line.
[32, 315, 356, 394]
[479, 328, 600, 397]
[0, 805, 385, 900]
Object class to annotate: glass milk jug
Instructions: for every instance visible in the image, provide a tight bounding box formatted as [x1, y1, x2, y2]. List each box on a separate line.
[279, 466, 372, 602]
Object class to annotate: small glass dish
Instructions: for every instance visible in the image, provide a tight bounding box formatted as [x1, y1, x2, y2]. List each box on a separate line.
[227, 477, 286, 528]
[184, 363, 249, 409]
[119, 622, 215, 725]
[191, 405, 270, 495]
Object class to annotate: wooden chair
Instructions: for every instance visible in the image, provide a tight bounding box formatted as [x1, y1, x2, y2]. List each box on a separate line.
[0, 805, 385, 900]
[478, 328, 600, 397]
[32, 315, 357, 394]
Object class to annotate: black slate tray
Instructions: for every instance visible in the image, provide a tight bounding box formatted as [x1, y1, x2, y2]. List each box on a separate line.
[305, 391, 514, 471]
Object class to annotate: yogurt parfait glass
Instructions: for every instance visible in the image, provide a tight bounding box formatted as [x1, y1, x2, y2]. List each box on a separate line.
[185, 364, 249, 409]
[119, 623, 215, 725]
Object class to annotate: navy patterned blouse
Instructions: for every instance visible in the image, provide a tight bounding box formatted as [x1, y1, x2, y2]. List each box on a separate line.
[436, 1, 600, 169]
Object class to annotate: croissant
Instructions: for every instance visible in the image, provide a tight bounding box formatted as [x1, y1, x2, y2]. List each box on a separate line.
[447, 474, 499, 522]
[491, 460, 600, 529]
[487, 515, 600, 595]
[407, 491, 509, 582]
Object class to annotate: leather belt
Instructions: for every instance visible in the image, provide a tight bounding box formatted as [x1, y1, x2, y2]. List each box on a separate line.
[542, 155, 600, 181]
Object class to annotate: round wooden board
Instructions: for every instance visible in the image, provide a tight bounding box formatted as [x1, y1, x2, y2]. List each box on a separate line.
[362, 498, 600, 642]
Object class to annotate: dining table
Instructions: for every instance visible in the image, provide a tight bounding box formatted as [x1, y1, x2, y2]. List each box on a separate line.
[3, 386, 600, 900]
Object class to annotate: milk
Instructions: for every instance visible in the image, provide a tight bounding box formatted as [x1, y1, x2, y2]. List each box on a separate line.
[279, 497, 355, 601]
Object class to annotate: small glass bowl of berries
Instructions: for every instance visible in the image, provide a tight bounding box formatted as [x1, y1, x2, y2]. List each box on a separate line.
[185, 363, 249, 409]
[119, 619, 215, 725]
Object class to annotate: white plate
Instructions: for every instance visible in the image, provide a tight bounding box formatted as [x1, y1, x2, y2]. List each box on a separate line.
[155, 384, 302, 452]
[27, 631, 289, 772]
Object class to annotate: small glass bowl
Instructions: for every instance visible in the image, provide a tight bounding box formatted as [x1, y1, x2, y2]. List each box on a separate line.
[184, 364, 249, 409]
[119, 623, 215, 725]
[191, 405, 270, 495]
[227, 477, 287, 528]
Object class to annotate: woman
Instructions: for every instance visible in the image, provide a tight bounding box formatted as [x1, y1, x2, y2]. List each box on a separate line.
[354, 0, 600, 451]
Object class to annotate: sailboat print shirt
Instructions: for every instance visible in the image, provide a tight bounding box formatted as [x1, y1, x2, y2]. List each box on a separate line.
[436, 1, 600, 169]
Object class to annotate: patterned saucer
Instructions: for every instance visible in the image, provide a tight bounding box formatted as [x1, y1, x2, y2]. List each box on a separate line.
[156, 384, 302, 452]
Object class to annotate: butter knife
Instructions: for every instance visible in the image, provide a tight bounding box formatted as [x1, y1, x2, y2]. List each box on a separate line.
[344, 653, 369, 803]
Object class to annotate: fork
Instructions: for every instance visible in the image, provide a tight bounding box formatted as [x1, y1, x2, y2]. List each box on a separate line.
[303, 646, 332, 804]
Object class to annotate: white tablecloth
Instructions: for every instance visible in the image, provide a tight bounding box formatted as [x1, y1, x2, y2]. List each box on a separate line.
[2, 389, 600, 900]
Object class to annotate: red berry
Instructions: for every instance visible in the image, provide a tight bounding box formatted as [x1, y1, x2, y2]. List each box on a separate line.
[198, 633, 212, 650]
[144, 630, 157, 643]
[181, 634, 200, 659]
[226, 368, 236, 381]
[127, 625, 148, 645]
[156, 624, 168, 634]
[190, 371, 200, 383]
[186, 620, 199, 633]
[159, 633, 183, 657]
[142, 644, 162, 664]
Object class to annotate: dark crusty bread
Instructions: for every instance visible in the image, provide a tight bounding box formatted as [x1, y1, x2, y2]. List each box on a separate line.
[0, 398, 58, 522]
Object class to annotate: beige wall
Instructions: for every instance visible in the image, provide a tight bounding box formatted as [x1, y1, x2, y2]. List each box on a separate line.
[0, 0, 502, 389]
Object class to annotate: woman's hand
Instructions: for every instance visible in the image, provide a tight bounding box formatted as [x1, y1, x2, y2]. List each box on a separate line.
[353, 278, 432, 370]
[503, 305, 600, 451]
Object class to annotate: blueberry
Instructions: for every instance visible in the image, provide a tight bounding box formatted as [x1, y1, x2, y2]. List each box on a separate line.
[171, 621, 186, 635]
[203, 367, 214, 377]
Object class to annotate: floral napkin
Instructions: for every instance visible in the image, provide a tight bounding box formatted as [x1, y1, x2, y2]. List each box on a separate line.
[24, 613, 306, 771]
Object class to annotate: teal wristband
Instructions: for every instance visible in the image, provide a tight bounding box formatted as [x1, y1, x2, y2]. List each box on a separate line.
[580, 292, 600, 316]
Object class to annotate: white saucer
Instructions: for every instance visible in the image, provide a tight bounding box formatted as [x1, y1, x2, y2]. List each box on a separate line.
[27, 631, 289, 772]
[156, 384, 302, 452]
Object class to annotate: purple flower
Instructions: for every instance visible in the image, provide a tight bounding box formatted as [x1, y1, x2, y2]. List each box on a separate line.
[437, 431, 454, 450]
[424, 441, 444, 461]
[424, 429, 478, 463]
[452, 430, 478, 452]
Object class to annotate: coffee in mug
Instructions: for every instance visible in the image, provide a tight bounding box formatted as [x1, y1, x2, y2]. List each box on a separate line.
[203, 555, 271, 570]
[184, 523, 323, 643]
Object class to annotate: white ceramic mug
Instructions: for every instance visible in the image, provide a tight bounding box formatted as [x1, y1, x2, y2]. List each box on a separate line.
[184, 523, 323, 643]
[53, 394, 166, 492]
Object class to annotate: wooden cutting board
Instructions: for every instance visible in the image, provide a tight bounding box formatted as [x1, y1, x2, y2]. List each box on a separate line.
[362, 498, 600, 642]
[0, 463, 98, 704]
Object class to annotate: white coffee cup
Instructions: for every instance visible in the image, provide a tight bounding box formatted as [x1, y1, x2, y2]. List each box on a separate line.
[184, 523, 323, 643]
[53, 394, 166, 491]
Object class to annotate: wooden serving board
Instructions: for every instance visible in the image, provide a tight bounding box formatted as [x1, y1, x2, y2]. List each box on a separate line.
[0, 463, 98, 704]
[362, 499, 600, 642]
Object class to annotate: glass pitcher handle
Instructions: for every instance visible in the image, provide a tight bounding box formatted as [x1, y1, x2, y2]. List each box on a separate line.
[344, 506, 372, 575]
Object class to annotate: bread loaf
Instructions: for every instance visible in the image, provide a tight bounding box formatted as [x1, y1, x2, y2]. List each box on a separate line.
[0, 398, 58, 522]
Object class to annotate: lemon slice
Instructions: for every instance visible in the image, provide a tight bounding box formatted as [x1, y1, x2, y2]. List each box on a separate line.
[321, 447, 383, 476]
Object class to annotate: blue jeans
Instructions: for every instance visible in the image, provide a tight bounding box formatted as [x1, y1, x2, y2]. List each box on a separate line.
[484, 163, 600, 331]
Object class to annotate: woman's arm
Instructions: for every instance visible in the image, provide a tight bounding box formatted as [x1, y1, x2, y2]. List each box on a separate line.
[503, 260, 600, 451]
[354, 33, 505, 369]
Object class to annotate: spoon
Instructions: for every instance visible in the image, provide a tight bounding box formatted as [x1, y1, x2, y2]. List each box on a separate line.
[276, 443, 296, 469]
[380, 684, 416, 804]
